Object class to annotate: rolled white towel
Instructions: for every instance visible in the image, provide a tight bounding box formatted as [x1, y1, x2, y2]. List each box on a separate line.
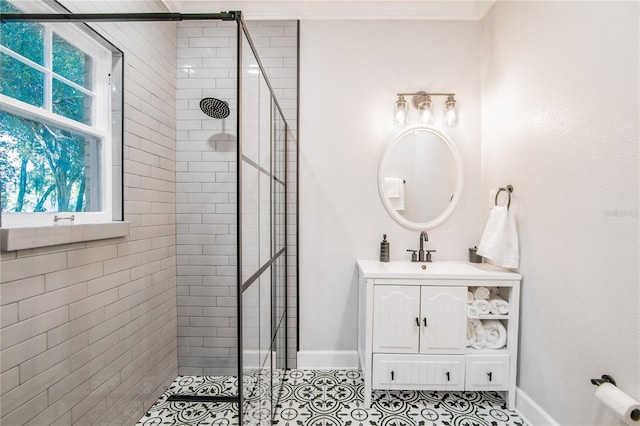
[488, 295, 509, 315]
[470, 319, 486, 349]
[480, 320, 507, 349]
[472, 286, 491, 300]
[467, 305, 479, 319]
[466, 319, 480, 346]
[471, 299, 491, 315]
[467, 291, 474, 304]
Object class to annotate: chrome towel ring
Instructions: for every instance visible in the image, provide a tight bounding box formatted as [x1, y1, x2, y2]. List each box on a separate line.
[495, 185, 514, 210]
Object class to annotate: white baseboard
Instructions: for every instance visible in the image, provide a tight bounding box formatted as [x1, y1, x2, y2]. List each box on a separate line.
[297, 351, 359, 369]
[516, 387, 559, 426]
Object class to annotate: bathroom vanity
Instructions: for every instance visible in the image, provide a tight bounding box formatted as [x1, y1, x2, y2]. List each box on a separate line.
[357, 260, 521, 409]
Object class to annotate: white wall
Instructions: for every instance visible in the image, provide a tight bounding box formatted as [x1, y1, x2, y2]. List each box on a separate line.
[299, 20, 483, 355]
[481, 2, 639, 424]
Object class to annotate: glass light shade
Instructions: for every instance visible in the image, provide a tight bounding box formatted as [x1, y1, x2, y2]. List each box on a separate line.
[394, 96, 409, 127]
[444, 96, 458, 127]
[395, 109, 408, 126]
[412, 93, 433, 125]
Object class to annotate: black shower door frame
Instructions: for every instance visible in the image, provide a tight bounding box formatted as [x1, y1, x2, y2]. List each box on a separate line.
[1, 9, 292, 425]
[236, 14, 290, 424]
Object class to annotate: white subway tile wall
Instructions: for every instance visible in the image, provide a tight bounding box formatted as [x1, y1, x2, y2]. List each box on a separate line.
[0, 6, 178, 426]
[176, 20, 298, 375]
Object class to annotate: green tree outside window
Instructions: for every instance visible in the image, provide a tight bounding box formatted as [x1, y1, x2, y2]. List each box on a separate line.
[0, 0, 98, 213]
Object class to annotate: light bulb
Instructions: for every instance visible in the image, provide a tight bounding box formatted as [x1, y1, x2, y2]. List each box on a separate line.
[444, 109, 457, 127]
[420, 108, 433, 125]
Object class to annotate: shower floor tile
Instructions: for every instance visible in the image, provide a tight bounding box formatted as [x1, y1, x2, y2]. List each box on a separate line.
[137, 369, 528, 425]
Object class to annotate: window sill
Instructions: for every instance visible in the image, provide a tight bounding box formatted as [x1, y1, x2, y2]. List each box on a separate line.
[0, 221, 129, 252]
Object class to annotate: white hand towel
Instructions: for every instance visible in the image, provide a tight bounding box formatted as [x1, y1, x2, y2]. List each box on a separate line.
[384, 177, 405, 211]
[472, 286, 490, 300]
[471, 299, 491, 315]
[466, 319, 479, 346]
[467, 305, 479, 319]
[477, 205, 519, 269]
[385, 177, 402, 197]
[480, 320, 507, 349]
[488, 295, 509, 315]
[467, 291, 474, 304]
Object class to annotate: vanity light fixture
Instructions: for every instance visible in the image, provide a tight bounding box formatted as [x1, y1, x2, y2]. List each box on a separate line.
[395, 91, 458, 127]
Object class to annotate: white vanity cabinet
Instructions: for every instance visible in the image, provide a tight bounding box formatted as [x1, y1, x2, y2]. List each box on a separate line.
[357, 260, 521, 409]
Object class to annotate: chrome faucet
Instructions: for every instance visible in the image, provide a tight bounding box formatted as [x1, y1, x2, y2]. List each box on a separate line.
[418, 231, 428, 262]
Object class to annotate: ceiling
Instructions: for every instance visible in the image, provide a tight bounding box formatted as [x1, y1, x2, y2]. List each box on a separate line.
[163, 0, 496, 21]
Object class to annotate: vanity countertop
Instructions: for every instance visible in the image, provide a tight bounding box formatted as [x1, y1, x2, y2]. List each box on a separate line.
[357, 259, 521, 280]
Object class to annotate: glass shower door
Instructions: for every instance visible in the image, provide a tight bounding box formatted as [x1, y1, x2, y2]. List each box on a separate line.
[238, 22, 288, 425]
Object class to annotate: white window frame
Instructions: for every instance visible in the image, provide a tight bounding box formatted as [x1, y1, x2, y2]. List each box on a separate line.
[0, 0, 113, 227]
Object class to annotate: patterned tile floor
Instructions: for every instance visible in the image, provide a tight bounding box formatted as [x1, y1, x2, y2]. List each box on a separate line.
[137, 369, 528, 425]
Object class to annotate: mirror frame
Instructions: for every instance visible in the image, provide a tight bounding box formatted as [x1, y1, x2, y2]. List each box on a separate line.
[377, 125, 464, 230]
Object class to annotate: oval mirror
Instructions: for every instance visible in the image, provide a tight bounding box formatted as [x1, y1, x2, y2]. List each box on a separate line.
[378, 125, 464, 230]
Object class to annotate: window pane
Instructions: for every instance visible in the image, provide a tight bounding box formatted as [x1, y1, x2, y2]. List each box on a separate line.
[53, 33, 93, 89]
[0, 52, 44, 107]
[52, 78, 92, 125]
[0, 0, 44, 66]
[0, 111, 101, 213]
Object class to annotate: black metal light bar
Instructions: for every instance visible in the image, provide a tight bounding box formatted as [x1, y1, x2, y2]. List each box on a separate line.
[0, 12, 237, 22]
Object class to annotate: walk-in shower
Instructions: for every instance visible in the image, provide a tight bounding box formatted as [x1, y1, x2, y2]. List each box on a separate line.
[1, 9, 297, 425]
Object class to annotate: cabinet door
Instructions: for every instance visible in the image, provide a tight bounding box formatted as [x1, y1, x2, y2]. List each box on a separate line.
[373, 286, 420, 353]
[420, 286, 467, 353]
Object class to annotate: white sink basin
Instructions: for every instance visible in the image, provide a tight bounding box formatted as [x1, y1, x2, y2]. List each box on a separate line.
[356, 260, 520, 280]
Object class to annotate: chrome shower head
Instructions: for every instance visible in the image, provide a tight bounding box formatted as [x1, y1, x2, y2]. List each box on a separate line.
[199, 97, 230, 119]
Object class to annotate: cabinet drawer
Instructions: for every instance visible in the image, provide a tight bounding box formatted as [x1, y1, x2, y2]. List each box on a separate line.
[465, 354, 510, 390]
[372, 354, 465, 390]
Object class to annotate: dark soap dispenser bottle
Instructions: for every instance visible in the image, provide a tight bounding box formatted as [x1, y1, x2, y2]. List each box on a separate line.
[380, 234, 390, 262]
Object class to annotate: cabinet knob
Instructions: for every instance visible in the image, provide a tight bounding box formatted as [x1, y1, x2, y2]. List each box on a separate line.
[415, 317, 420, 327]
[487, 371, 493, 382]
[423, 317, 427, 327]
[391, 371, 395, 381]
[445, 371, 450, 381]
